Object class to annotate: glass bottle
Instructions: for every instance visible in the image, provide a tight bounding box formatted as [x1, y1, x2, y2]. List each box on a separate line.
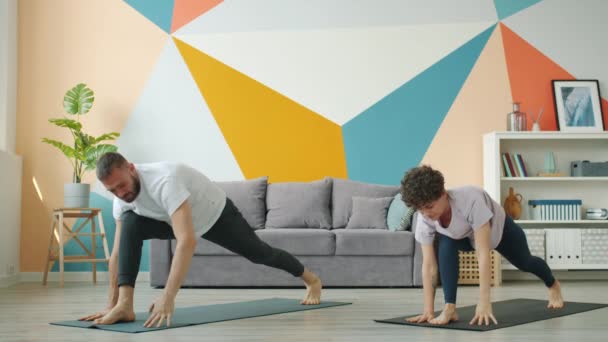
[507, 102, 527, 131]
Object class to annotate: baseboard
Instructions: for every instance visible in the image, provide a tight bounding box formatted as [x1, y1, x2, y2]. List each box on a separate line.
[19, 272, 150, 283]
[0, 274, 19, 288]
[503, 270, 608, 281]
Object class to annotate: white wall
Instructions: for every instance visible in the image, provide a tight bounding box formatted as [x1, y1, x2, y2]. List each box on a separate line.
[0, 151, 22, 287]
[0, 0, 21, 287]
[1, 0, 18, 153]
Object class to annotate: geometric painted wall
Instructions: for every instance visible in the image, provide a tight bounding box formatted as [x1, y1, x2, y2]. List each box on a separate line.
[23, 0, 608, 272]
[121, 0, 607, 187]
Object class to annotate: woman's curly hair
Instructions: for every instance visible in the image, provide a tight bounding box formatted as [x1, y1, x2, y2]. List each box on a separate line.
[400, 165, 445, 209]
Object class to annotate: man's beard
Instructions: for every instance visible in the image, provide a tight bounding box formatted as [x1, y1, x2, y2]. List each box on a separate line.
[122, 175, 141, 203]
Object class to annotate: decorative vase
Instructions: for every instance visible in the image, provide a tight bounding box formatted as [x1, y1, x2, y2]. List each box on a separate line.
[64, 183, 90, 208]
[503, 187, 523, 220]
[544, 152, 556, 174]
[507, 102, 527, 131]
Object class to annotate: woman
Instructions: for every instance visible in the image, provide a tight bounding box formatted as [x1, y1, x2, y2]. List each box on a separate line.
[400, 165, 563, 326]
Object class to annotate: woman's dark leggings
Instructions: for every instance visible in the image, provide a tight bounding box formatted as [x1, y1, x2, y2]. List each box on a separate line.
[438, 216, 555, 304]
[117, 198, 305, 287]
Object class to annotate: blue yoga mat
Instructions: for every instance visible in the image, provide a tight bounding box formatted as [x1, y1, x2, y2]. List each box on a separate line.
[51, 298, 351, 333]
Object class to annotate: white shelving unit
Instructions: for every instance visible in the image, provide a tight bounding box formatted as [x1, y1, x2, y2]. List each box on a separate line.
[483, 131, 608, 273]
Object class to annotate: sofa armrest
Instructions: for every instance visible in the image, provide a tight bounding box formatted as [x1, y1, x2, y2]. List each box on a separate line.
[149, 239, 172, 287]
[410, 212, 423, 287]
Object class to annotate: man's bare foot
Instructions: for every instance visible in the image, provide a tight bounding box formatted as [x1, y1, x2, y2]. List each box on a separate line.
[429, 304, 459, 325]
[301, 271, 322, 305]
[548, 280, 564, 309]
[93, 304, 135, 325]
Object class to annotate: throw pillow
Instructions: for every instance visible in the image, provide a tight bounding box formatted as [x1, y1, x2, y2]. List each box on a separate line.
[345, 196, 393, 229]
[400, 207, 416, 231]
[216, 176, 268, 229]
[387, 193, 410, 231]
[265, 178, 332, 229]
[332, 178, 399, 228]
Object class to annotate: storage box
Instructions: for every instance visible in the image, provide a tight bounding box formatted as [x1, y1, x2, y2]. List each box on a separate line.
[582, 229, 608, 264]
[528, 200, 581, 221]
[458, 250, 501, 286]
[545, 229, 582, 266]
[570, 160, 608, 177]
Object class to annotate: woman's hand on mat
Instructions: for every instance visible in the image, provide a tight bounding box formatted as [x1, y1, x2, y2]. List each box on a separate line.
[406, 311, 434, 323]
[470, 302, 498, 326]
[144, 295, 175, 328]
[78, 306, 113, 321]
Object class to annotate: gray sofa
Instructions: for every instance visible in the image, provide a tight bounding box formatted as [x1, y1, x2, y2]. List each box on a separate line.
[150, 177, 422, 287]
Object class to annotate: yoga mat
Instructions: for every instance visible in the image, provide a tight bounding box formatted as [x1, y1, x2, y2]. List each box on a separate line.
[51, 298, 351, 333]
[375, 298, 607, 331]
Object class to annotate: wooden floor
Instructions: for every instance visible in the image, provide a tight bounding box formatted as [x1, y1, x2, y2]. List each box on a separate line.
[1, 280, 607, 341]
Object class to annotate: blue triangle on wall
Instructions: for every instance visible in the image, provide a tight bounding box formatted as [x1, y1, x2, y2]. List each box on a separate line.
[342, 25, 495, 185]
[125, 0, 175, 33]
[494, 0, 542, 21]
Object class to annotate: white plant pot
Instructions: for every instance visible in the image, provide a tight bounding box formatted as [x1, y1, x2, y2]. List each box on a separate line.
[64, 183, 90, 208]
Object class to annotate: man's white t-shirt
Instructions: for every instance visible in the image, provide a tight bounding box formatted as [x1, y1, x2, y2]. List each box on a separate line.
[112, 162, 227, 237]
[414, 186, 506, 249]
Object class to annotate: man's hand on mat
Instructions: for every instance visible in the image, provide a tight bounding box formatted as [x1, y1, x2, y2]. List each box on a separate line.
[78, 306, 112, 321]
[406, 311, 435, 323]
[469, 302, 498, 326]
[145, 295, 175, 328]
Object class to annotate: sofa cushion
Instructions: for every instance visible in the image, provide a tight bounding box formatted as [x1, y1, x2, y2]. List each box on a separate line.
[345, 196, 393, 229]
[332, 178, 399, 228]
[266, 178, 332, 229]
[334, 229, 414, 256]
[256, 229, 335, 255]
[216, 176, 267, 230]
[183, 228, 335, 256]
[387, 193, 413, 231]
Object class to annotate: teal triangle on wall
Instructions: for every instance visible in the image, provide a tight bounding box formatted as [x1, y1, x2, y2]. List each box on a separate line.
[125, 0, 175, 33]
[494, 0, 542, 21]
[51, 192, 150, 272]
[342, 25, 495, 186]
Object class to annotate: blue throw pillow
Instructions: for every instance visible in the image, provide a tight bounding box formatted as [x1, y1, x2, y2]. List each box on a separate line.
[387, 193, 411, 231]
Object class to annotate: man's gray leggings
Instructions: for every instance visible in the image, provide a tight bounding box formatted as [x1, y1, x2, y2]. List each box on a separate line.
[117, 198, 305, 287]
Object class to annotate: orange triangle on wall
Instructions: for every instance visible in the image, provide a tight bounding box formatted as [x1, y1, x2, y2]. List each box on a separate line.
[171, 0, 223, 33]
[501, 23, 608, 131]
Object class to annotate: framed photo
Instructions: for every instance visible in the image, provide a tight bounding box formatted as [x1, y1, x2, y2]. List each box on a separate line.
[552, 80, 605, 132]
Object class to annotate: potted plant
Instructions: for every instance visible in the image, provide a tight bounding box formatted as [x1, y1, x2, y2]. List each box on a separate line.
[42, 83, 120, 208]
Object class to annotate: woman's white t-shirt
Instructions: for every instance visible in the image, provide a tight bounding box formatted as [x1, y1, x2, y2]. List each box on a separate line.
[414, 186, 506, 249]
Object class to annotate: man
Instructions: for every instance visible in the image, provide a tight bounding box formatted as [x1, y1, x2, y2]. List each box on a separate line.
[80, 152, 322, 328]
[400, 165, 563, 326]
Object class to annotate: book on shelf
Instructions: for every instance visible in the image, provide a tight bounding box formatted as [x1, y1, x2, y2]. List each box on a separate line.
[502, 153, 528, 177]
[515, 153, 528, 177]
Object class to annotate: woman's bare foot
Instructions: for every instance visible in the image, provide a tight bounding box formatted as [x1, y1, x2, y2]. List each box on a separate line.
[301, 270, 322, 305]
[429, 304, 459, 325]
[548, 280, 564, 309]
[93, 304, 135, 325]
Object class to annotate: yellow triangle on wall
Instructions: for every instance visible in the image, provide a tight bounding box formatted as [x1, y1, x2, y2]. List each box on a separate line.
[173, 37, 347, 182]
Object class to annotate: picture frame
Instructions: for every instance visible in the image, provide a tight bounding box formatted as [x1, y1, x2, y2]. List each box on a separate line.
[552, 80, 605, 132]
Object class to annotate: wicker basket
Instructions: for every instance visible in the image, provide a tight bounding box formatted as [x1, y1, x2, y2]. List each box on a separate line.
[458, 250, 502, 286]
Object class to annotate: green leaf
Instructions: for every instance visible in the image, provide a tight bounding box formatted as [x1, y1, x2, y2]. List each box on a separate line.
[84, 144, 119, 170]
[92, 132, 120, 144]
[48, 118, 82, 131]
[42, 138, 76, 158]
[63, 83, 95, 115]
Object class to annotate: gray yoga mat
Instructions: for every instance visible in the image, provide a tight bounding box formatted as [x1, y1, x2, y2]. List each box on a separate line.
[375, 298, 607, 331]
[51, 298, 351, 333]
